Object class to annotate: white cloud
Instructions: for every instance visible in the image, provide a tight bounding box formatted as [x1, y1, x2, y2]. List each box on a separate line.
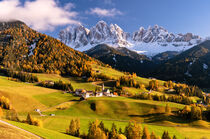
[87, 7, 122, 17]
[0, 0, 80, 31]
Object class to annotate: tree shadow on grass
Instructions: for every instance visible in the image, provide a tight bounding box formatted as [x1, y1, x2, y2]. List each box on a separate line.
[129, 113, 190, 124]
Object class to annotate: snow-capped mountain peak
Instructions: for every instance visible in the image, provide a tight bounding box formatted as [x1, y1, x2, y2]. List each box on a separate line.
[59, 21, 203, 56]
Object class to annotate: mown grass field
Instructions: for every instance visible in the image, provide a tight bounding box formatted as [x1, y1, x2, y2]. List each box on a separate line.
[0, 121, 38, 139]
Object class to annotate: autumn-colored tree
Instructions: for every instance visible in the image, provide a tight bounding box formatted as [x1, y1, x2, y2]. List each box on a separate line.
[109, 123, 118, 139]
[66, 119, 80, 136]
[33, 118, 42, 127]
[88, 119, 107, 139]
[124, 121, 142, 139]
[25, 113, 42, 127]
[116, 134, 127, 139]
[165, 104, 171, 114]
[0, 107, 3, 117]
[191, 106, 202, 120]
[75, 118, 80, 136]
[149, 80, 159, 91]
[142, 126, 150, 139]
[150, 132, 157, 139]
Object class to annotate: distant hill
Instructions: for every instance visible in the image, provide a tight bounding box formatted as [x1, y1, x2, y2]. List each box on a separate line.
[85, 44, 157, 76]
[0, 20, 101, 77]
[151, 40, 210, 87]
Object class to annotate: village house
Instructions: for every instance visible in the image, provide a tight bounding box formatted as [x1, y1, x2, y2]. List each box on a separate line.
[103, 89, 110, 96]
[96, 92, 103, 97]
[75, 89, 86, 96]
[44, 80, 54, 85]
[82, 91, 94, 99]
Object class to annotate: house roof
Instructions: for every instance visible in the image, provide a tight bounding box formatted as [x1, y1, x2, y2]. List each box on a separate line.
[103, 89, 110, 93]
[76, 89, 86, 92]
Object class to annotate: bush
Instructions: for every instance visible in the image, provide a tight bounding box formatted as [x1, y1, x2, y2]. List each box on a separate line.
[6, 109, 19, 122]
[0, 96, 12, 110]
[25, 113, 42, 127]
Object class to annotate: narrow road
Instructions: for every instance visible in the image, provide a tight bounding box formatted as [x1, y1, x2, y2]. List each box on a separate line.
[0, 120, 43, 139]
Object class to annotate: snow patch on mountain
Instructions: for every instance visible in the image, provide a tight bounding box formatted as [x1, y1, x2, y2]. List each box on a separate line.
[203, 63, 208, 70]
[130, 42, 195, 57]
[113, 55, 117, 62]
[185, 71, 192, 77]
[29, 43, 36, 56]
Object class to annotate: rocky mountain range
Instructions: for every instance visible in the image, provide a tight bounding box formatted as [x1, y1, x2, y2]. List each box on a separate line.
[59, 21, 203, 56]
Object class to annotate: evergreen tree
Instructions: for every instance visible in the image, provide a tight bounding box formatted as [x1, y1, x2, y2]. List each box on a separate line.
[161, 131, 170, 139]
[26, 113, 33, 125]
[118, 127, 123, 134]
[110, 123, 118, 139]
[173, 135, 177, 139]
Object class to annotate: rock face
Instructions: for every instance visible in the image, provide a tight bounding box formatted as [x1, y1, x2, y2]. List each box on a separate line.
[59, 21, 203, 56]
[91, 21, 130, 47]
[58, 24, 89, 48]
[59, 21, 131, 49]
[132, 25, 201, 44]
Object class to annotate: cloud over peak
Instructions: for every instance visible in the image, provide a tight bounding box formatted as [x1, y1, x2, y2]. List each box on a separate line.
[0, 0, 80, 31]
[87, 7, 122, 17]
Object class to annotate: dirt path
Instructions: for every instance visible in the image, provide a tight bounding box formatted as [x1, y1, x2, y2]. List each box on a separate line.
[0, 120, 43, 139]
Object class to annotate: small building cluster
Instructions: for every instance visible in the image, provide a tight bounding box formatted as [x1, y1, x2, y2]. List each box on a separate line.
[74, 84, 117, 99]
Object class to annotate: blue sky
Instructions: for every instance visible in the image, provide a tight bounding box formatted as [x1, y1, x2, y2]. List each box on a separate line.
[1, 0, 210, 38]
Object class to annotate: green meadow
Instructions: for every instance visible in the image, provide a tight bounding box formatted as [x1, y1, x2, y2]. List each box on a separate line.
[0, 71, 209, 139]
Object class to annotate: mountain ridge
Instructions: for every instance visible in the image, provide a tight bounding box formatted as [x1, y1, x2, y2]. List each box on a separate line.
[151, 40, 210, 87]
[85, 44, 157, 76]
[59, 20, 203, 56]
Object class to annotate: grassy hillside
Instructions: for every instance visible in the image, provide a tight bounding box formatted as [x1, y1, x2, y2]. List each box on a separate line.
[7, 120, 78, 139]
[0, 71, 209, 139]
[0, 76, 58, 112]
